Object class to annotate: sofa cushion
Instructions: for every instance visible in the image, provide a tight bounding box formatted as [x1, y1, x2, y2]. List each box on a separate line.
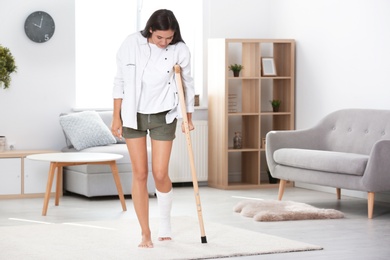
[59, 111, 116, 151]
[273, 148, 369, 176]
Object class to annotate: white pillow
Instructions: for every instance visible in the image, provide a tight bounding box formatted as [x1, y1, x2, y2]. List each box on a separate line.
[59, 111, 116, 151]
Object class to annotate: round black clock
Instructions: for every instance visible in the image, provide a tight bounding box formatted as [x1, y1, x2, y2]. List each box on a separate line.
[24, 11, 55, 43]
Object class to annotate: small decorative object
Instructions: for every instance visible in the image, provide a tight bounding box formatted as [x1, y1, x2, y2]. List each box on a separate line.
[262, 138, 266, 149]
[270, 99, 281, 112]
[228, 63, 244, 77]
[0, 45, 17, 89]
[261, 57, 277, 76]
[194, 94, 200, 106]
[0, 136, 6, 152]
[233, 131, 242, 149]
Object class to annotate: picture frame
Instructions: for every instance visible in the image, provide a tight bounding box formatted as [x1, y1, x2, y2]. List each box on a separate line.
[261, 57, 277, 76]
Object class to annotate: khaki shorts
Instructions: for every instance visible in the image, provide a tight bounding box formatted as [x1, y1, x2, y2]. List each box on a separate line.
[122, 111, 177, 141]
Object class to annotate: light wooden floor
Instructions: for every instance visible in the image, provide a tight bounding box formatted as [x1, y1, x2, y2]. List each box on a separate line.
[1, 186, 390, 259]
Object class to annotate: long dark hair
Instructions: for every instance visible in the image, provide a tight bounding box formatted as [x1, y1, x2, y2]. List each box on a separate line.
[141, 9, 185, 44]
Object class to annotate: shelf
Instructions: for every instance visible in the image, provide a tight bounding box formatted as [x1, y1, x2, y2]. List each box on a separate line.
[208, 38, 295, 190]
[228, 148, 259, 152]
[261, 112, 292, 115]
[228, 112, 259, 116]
[228, 76, 292, 80]
[228, 76, 261, 80]
[260, 76, 292, 79]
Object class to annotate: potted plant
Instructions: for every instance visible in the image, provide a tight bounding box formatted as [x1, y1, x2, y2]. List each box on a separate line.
[0, 45, 17, 89]
[270, 99, 281, 112]
[228, 63, 244, 77]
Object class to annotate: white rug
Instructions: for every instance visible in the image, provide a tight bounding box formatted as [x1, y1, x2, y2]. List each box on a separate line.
[0, 216, 322, 259]
[234, 200, 345, 221]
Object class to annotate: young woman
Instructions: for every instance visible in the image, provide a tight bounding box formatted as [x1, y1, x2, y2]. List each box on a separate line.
[111, 9, 195, 248]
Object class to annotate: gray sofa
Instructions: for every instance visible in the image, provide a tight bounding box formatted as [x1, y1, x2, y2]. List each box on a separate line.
[265, 109, 390, 218]
[60, 111, 155, 197]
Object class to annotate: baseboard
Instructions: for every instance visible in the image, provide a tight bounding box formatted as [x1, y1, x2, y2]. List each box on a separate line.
[173, 181, 208, 187]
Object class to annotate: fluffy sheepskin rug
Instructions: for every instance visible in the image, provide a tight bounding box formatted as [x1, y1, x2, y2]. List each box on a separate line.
[234, 200, 344, 221]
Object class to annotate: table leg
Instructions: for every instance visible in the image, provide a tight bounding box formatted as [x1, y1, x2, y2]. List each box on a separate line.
[109, 161, 127, 211]
[55, 166, 63, 206]
[42, 162, 56, 216]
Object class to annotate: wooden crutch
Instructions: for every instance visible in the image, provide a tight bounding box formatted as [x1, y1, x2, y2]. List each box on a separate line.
[174, 65, 207, 244]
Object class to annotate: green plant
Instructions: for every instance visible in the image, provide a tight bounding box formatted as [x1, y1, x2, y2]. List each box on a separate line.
[228, 63, 244, 72]
[270, 99, 281, 107]
[0, 45, 17, 89]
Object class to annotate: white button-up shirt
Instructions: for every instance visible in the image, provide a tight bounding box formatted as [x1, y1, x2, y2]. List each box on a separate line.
[113, 32, 195, 129]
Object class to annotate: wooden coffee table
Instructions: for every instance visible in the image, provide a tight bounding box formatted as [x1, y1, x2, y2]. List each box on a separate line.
[26, 152, 127, 216]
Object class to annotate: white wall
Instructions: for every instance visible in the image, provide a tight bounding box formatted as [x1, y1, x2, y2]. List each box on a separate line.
[277, 0, 390, 129]
[0, 0, 75, 150]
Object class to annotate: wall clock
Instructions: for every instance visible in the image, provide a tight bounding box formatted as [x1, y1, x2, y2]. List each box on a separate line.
[24, 11, 55, 43]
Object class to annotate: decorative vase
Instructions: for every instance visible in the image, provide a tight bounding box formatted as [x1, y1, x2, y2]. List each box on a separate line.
[233, 71, 240, 77]
[233, 132, 242, 149]
[272, 106, 280, 112]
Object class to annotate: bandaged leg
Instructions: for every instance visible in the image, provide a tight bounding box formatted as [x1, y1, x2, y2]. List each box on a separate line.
[156, 188, 173, 239]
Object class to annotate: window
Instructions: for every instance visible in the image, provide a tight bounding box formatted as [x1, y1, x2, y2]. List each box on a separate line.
[75, 0, 203, 109]
[75, 0, 137, 109]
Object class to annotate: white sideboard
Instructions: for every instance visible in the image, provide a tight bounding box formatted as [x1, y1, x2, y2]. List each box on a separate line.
[0, 150, 59, 198]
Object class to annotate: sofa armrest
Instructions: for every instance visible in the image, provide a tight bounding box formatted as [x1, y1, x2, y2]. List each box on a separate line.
[362, 139, 390, 192]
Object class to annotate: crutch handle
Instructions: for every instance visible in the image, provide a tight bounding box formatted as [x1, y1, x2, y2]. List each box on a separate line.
[174, 65, 181, 74]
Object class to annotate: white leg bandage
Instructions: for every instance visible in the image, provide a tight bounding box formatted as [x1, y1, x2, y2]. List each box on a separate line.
[156, 188, 173, 238]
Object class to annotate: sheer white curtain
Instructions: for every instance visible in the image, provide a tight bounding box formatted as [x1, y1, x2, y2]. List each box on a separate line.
[75, 0, 202, 109]
[75, 0, 137, 109]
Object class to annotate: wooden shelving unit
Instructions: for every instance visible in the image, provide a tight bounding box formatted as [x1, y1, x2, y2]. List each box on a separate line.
[208, 38, 295, 189]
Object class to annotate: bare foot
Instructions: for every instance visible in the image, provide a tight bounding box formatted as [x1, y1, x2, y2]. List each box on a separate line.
[138, 234, 154, 248]
[158, 237, 172, 241]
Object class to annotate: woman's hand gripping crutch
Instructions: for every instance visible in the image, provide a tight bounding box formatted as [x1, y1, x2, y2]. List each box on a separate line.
[174, 65, 207, 244]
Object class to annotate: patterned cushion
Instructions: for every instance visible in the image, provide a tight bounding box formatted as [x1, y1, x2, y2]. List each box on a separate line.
[59, 111, 116, 151]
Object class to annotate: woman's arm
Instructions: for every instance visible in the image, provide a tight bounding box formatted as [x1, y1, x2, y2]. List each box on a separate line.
[176, 43, 195, 132]
[112, 98, 123, 139]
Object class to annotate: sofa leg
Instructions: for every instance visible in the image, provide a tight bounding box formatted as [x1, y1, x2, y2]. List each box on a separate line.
[368, 192, 375, 219]
[278, 180, 286, 200]
[336, 188, 341, 200]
